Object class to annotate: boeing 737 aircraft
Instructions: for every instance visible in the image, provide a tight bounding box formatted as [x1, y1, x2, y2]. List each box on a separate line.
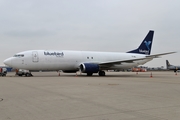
[166, 60, 180, 72]
[4, 30, 175, 76]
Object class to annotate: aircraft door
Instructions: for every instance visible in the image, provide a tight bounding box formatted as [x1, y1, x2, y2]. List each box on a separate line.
[32, 51, 39, 62]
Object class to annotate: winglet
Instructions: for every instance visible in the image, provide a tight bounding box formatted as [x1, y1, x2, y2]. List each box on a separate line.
[127, 30, 154, 55]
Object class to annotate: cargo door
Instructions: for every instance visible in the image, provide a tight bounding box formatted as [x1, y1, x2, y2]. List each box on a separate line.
[32, 51, 39, 62]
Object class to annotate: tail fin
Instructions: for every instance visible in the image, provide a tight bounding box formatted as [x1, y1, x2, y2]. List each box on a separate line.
[166, 60, 171, 68]
[127, 30, 154, 55]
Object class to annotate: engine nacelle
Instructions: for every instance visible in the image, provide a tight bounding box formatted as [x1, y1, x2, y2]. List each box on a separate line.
[80, 63, 99, 73]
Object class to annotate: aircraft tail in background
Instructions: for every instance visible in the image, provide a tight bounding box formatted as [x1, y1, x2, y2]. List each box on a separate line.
[166, 60, 171, 68]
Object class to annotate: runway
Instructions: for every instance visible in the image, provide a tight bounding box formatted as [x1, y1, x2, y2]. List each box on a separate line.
[0, 71, 180, 120]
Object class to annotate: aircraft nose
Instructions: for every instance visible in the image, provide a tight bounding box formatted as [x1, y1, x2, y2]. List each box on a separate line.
[3, 58, 12, 66]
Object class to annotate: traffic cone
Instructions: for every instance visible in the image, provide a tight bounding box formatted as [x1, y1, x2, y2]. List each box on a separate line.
[150, 72, 153, 78]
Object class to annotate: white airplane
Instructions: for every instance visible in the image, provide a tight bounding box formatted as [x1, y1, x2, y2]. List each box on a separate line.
[4, 30, 175, 76]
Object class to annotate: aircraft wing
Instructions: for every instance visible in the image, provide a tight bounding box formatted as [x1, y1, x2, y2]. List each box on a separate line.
[99, 51, 176, 66]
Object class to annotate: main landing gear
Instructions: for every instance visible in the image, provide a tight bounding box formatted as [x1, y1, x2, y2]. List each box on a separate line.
[86, 71, 106, 76]
[98, 71, 106, 76]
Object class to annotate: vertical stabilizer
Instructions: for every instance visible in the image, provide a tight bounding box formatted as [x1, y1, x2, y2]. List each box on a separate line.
[127, 30, 154, 55]
[166, 60, 171, 68]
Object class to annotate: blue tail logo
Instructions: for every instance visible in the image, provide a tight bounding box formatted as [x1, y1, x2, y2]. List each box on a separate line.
[127, 30, 154, 55]
[144, 41, 151, 50]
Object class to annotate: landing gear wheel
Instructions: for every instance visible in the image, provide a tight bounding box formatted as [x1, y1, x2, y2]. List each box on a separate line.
[25, 73, 33, 77]
[1, 74, 6, 77]
[99, 71, 105, 76]
[87, 73, 93, 76]
[25, 73, 30, 77]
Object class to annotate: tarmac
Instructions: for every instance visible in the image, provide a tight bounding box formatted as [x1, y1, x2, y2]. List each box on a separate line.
[0, 71, 180, 120]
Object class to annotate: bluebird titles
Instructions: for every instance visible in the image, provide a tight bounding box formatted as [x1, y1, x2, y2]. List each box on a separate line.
[44, 51, 64, 57]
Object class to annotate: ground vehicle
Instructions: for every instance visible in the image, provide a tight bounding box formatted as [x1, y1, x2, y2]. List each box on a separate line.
[0, 68, 7, 76]
[132, 67, 147, 72]
[15, 69, 33, 77]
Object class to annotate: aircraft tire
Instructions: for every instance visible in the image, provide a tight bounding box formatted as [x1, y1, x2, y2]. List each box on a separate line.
[99, 71, 105, 76]
[25, 73, 33, 77]
[87, 73, 93, 76]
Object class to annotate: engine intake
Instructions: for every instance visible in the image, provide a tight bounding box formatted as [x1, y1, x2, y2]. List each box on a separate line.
[80, 63, 99, 73]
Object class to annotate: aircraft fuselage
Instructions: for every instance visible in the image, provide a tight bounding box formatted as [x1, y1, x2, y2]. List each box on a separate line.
[4, 50, 151, 71]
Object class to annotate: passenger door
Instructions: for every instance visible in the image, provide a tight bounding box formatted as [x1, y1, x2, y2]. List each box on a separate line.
[32, 51, 39, 62]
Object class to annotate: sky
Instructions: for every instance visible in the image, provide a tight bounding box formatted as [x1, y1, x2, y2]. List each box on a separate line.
[0, 0, 180, 67]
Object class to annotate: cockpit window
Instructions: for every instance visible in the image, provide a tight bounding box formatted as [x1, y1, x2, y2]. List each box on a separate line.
[13, 54, 24, 57]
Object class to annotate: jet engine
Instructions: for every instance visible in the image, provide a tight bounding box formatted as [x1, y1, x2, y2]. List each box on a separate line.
[80, 63, 99, 73]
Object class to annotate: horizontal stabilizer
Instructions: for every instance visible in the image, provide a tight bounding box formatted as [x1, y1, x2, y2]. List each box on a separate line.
[99, 52, 176, 66]
[146, 52, 176, 58]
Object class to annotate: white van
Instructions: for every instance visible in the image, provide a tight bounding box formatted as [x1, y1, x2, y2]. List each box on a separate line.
[0, 68, 7, 76]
